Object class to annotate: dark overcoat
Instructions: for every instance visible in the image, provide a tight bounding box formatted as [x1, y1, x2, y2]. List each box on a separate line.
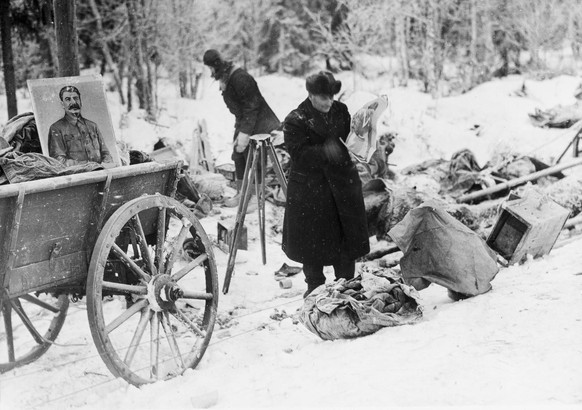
[282, 98, 370, 265]
[222, 67, 280, 136]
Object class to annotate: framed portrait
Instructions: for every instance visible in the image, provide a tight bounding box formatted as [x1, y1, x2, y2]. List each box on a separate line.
[27, 75, 121, 167]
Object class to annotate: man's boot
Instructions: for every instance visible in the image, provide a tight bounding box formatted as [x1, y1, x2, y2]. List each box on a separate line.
[223, 180, 242, 207]
[224, 181, 257, 214]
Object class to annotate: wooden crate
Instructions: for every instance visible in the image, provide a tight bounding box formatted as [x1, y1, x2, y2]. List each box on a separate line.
[486, 189, 570, 264]
[215, 163, 236, 182]
[217, 221, 247, 253]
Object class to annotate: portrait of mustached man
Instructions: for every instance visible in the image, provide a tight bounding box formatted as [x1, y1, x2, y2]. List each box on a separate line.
[48, 85, 114, 167]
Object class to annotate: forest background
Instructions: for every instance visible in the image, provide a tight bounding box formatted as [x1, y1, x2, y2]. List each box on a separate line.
[2, 0, 582, 122]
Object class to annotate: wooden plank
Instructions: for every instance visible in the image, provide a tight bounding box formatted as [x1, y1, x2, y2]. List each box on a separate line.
[0, 162, 180, 200]
[0, 195, 17, 289]
[6, 251, 88, 297]
[11, 183, 98, 266]
[99, 170, 172, 226]
[166, 161, 182, 198]
[85, 173, 112, 258]
[4, 188, 25, 289]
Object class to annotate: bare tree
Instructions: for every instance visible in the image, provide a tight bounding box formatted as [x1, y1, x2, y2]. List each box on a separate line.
[1, 0, 17, 118]
[126, 0, 154, 117]
[394, 0, 411, 86]
[510, 0, 564, 69]
[88, 0, 125, 105]
[53, 0, 80, 76]
[309, 0, 391, 89]
[564, 0, 582, 58]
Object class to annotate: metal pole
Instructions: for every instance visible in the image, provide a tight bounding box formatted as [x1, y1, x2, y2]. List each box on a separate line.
[457, 157, 582, 203]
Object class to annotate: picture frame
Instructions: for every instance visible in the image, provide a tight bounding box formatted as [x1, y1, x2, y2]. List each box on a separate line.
[27, 74, 121, 167]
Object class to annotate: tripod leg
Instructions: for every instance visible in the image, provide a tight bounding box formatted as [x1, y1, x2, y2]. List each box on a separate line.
[257, 142, 267, 264]
[223, 144, 258, 294]
[266, 141, 288, 196]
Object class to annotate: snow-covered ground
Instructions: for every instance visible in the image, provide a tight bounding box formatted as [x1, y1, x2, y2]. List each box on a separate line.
[1, 70, 582, 409]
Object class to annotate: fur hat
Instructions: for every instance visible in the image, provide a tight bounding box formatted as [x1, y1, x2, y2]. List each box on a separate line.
[203, 49, 223, 69]
[306, 71, 342, 96]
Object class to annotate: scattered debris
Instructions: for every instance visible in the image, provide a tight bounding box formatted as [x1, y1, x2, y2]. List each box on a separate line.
[278, 278, 293, 289]
[529, 104, 582, 128]
[274, 263, 302, 279]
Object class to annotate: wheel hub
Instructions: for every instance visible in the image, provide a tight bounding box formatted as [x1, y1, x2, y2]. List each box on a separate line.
[146, 274, 183, 312]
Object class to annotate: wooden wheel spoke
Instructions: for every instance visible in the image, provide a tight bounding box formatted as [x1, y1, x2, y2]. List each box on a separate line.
[124, 309, 152, 367]
[102, 280, 147, 295]
[128, 226, 141, 259]
[111, 243, 151, 283]
[172, 307, 206, 338]
[160, 311, 184, 368]
[156, 207, 167, 275]
[164, 218, 192, 275]
[20, 294, 61, 313]
[10, 299, 45, 345]
[132, 214, 156, 275]
[2, 303, 15, 362]
[171, 254, 208, 282]
[150, 312, 160, 380]
[105, 299, 148, 334]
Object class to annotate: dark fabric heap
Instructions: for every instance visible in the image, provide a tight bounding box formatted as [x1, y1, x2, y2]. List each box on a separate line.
[299, 265, 422, 340]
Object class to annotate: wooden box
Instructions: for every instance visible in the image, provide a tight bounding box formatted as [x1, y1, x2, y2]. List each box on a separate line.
[215, 163, 236, 182]
[486, 189, 570, 264]
[217, 221, 247, 253]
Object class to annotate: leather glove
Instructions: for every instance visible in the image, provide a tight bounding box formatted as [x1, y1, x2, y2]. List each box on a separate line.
[234, 132, 250, 153]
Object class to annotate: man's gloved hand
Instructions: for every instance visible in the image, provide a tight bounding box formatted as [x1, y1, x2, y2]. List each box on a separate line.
[234, 132, 250, 153]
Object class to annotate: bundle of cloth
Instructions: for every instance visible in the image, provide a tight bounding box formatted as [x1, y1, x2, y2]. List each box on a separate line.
[299, 264, 422, 340]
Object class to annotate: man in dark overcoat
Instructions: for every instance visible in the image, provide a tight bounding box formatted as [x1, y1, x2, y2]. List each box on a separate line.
[203, 49, 280, 208]
[282, 71, 370, 297]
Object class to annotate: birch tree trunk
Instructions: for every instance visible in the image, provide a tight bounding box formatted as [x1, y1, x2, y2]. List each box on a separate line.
[470, 0, 477, 64]
[422, 0, 438, 96]
[395, 7, 409, 86]
[468, 0, 479, 88]
[126, 0, 154, 118]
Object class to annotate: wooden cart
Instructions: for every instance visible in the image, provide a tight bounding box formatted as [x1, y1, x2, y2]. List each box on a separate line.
[0, 161, 219, 386]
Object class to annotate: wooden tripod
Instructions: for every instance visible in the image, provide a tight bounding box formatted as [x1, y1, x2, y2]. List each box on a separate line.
[222, 134, 288, 294]
[556, 126, 582, 164]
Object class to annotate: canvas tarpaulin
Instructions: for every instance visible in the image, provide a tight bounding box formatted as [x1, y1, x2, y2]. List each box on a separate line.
[388, 201, 499, 296]
[0, 152, 103, 184]
[299, 265, 422, 340]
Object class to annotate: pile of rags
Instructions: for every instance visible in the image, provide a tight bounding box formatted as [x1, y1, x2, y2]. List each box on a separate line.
[299, 264, 422, 340]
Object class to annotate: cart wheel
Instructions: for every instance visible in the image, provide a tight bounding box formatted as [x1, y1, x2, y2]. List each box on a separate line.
[87, 195, 218, 386]
[0, 292, 69, 373]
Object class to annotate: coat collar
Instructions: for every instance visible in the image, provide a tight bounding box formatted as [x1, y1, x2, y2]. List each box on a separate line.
[63, 112, 86, 126]
[220, 65, 239, 91]
[299, 98, 337, 140]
